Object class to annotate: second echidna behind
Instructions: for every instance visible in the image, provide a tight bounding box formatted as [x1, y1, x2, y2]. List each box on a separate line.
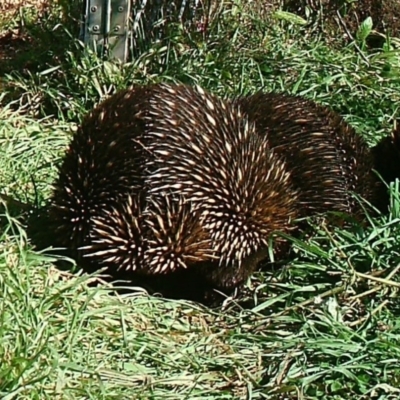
[48, 83, 299, 302]
[371, 124, 400, 211]
[234, 92, 381, 217]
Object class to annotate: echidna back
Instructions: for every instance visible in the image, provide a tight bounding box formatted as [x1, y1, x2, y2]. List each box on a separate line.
[235, 92, 379, 217]
[141, 84, 298, 269]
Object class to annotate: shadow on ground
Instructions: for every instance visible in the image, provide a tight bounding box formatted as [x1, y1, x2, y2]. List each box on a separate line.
[0, 0, 82, 75]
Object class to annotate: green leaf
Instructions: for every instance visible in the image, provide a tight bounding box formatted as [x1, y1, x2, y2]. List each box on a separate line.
[357, 17, 373, 42]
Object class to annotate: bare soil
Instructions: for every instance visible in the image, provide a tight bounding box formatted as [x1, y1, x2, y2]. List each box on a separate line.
[0, 0, 50, 67]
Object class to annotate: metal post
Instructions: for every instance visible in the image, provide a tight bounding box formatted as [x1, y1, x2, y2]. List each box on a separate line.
[81, 0, 203, 63]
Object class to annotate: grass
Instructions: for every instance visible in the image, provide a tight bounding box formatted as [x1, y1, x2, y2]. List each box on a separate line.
[1, 0, 400, 398]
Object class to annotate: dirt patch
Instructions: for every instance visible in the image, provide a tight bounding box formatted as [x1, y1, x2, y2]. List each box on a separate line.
[0, 0, 49, 15]
[283, 0, 400, 42]
[0, 0, 49, 61]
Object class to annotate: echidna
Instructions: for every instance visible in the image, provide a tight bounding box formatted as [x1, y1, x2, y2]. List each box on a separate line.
[49, 83, 298, 300]
[234, 92, 380, 218]
[371, 123, 400, 211]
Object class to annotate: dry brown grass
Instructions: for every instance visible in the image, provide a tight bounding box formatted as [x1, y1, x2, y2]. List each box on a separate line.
[1, 0, 49, 11]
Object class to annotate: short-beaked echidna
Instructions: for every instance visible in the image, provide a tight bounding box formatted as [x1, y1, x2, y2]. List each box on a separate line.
[234, 92, 380, 218]
[371, 124, 400, 211]
[49, 84, 299, 299]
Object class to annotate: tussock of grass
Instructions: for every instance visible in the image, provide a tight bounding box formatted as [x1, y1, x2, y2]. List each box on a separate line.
[1, 1, 400, 399]
[0, 108, 70, 204]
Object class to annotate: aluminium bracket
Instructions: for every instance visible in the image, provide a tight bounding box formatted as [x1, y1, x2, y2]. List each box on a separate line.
[82, 0, 131, 63]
